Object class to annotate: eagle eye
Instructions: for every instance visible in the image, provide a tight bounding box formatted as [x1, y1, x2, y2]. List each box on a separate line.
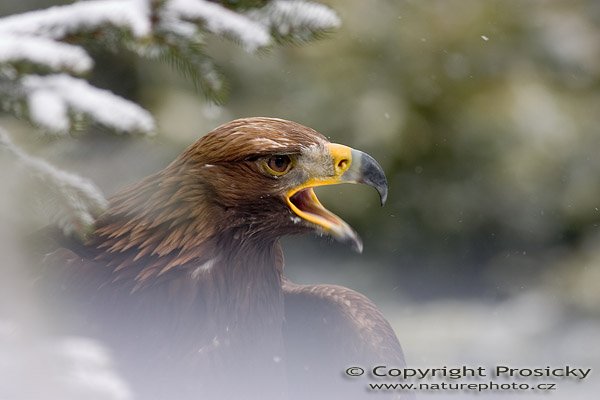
[264, 155, 293, 176]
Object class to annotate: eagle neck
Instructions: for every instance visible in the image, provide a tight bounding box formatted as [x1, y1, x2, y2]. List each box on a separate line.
[205, 231, 286, 380]
[214, 232, 284, 327]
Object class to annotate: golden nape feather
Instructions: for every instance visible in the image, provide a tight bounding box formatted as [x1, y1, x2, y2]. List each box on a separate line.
[34, 117, 409, 400]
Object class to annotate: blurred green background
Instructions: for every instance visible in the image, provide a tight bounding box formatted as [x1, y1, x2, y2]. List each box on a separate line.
[1, 1, 599, 398]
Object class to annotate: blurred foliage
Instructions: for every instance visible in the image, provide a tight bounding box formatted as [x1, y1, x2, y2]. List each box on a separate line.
[2, 0, 599, 305]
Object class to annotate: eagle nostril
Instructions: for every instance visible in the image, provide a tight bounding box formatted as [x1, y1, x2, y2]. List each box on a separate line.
[337, 159, 349, 171]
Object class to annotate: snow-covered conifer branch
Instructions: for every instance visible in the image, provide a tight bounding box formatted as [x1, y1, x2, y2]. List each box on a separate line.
[0, 35, 93, 75]
[0, 1, 157, 138]
[164, 0, 272, 52]
[0, 127, 108, 236]
[249, 0, 341, 42]
[0, 0, 151, 40]
[22, 74, 156, 134]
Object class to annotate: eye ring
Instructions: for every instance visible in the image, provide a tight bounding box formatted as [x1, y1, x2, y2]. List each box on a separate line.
[263, 155, 293, 176]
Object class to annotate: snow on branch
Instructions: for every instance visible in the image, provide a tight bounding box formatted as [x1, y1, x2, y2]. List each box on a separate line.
[164, 0, 272, 52]
[0, 128, 108, 236]
[0, 35, 93, 74]
[249, 0, 341, 41]
[0, 0, 151, 39]
[22, 74, 156, 134]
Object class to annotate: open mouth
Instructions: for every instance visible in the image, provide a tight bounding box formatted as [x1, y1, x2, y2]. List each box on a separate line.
[286, 186, 362, 252]
[288, 187, 342, 228]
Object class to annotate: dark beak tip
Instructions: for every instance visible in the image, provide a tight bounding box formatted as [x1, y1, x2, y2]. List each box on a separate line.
[354, 150, 389, 208]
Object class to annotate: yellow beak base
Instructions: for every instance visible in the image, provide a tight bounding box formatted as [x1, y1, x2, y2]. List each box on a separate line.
[285, 143, 388, 253]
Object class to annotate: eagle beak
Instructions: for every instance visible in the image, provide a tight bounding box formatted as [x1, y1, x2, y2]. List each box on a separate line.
[286, 143, 388, 253]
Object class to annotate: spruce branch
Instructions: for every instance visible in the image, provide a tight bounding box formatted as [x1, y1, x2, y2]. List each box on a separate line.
[164, 0, 272, 52]
[156, 38, 228, 103]
[0, 0, 152, 40]
[21, 74, 156, 134]
[248, 0, 341, 44]
[0, 127, 108, 237]
[0, 35, 93, 75]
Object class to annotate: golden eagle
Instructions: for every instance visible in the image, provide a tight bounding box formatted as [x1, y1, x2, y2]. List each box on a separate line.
[36, 118, 408, 400]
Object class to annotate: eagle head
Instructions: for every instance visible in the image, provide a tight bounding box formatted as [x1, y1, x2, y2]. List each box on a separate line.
[179, 117, 388, 253]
